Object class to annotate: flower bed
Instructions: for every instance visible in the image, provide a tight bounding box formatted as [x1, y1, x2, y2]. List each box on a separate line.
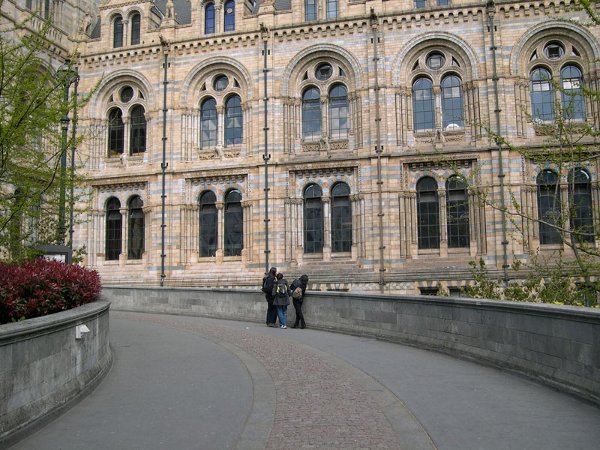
[0, 259, 101, 324]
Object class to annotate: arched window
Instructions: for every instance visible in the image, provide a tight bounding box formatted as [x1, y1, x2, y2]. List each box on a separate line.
[224, 0, 235, 32]
[331, 182, 352, 252]
[127, 196, 144, 259]
[205, 3, 215, 34]
[537, 170, 562, 244]
[106, 198, 122, 261]
[329, 84, 348, 139]
[108, 108, 124, 155]
[113, 16, 123, 48]
[199, 191, 217, 257]
[130, 13, 141, 45]
[200, 98, 217, 148]
[302, 87, 321, 140]
[225, 95, 243, 146]
[303, 184, 324, 253]
[129, 105, 146, 155]
[224, 189, 243, 256]
[561, 65, 586, 120]
[305, 0, 317, 20]
[531, 67, 554, 121]
[441, 75, 464, 129]
[446, 176, 469, 248]
[413, 78, 434, 131]
[417, 177, 440, 249]
[569, 169, 595, 243]
[326, 0, 338, 19]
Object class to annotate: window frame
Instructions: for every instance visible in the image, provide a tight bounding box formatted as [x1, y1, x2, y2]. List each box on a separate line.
[537, 169, 563, 245]
[105, 197, 122, 261]
[303, 183, 324, 254]
[417, 177, 440, 250]
[127, 196, 144, 259]
[224, 189, 243, 257]
[199, 191, 218, 257]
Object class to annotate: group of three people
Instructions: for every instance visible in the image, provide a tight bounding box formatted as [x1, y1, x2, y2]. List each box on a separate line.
[263, 267, 309, 329]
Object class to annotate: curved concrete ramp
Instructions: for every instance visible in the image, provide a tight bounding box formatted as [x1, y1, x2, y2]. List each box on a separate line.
[9, 312, 600, 450]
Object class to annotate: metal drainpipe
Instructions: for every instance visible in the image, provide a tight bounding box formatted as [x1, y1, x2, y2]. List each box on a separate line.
[160, 44, 169, 287]
[371, 11, 386, 292]
[262, 31, 271, 275]
[486, 0, 510, 285]
[68, 70, 79, 250]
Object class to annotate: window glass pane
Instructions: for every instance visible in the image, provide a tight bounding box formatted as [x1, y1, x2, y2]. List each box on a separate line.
[120, 86, 134, 103]
[305, 0, 317, 20]
[561, 65, 585, 120]
[113, 16, 123, 48]
[530, 68, 555, 121]
[130, 105, 146, 155]
[224, 190, 243, 256]
[329, 84, 348, 140]
[326, 0, 338, 19]
[130, 14, 140, 45]
[225, 95, 243, 146]
[569, 169, 595, 243]
[417, 177, 440, 249]
[224, 0, 235, 32]
[426, 53, 445, 70]
[106, 198, 122, 260]
[108, 109, 124, 155]
[302, 87, 322, 140]
[544, 42, 564, 60]
[214, 75, 229, 91]
[205, 3, 215, 34]
[201, 98, 217, 148]
[332, 183, 352, 252]
[316, 63, 333, 81]
[537, 170, 562, 244]
[415, 0, 426, 8]
[304, 184, 323, 253]
[446, 177, 469, 248]
[128, 196, 144, 259]
[441, 75, 464, 129]
[413, 78, 434, 131]
[199, 191, 217, 257]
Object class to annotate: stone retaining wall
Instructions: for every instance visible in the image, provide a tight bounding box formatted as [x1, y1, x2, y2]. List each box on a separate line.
[103, 287, 600, 405]
[0, 301, 112, 445]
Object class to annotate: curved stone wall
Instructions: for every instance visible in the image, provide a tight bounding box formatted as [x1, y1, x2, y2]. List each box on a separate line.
[103, 287, 600, 405]
[0, 301, 111, 445]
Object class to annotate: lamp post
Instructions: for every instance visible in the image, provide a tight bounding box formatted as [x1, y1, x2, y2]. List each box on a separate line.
[55, 60, 79, 247]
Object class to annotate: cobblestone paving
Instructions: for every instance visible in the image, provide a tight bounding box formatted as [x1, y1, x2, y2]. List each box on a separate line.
[116, 312, 415, 449]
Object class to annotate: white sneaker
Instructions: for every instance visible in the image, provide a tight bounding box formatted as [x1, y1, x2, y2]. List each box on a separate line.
[281, 325, 287, 329]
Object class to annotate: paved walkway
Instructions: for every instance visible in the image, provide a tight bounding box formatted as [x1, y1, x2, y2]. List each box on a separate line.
[10, 311, 600, 450]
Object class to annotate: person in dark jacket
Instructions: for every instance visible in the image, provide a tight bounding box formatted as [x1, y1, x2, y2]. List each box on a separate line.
[272, 273, 291, 329]
[263, 267, 278, 327]
[290, 274, 309, 329]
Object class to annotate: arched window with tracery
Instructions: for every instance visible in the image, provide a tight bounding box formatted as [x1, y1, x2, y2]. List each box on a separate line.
[304, 184, 324, 253]
[225, 95, 243, 146]
[130, 13, 141, 45]
[446, 176, 469, 248]
[205, 3, 215, 34]
[113, 15, 123, 48]
[561, 65, 586, 120]
[108, 108, 124, 155]
[106, 197, 122, 260]
[302, 87, 321, 140]
[530, 67, 555, 121]
[199, 191, 217, 257]
[331, 182, 352, 252]
[224, 189, 243, 256]
[128, 196, 144, 259]
[224, 0, 235, 32]
[412, 77, 434, 131]
[537, 169, 562, 244]
[569, 168, 595, 243]
[441, 74, 464, 129]
[417, 177, 440, 249]
[201, 98, 218, 148]
[130, 105, 146, 155]
[329, 84, 348, 140]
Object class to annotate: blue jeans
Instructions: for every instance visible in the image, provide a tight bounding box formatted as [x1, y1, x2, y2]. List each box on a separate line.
[276, 305, 287, 327]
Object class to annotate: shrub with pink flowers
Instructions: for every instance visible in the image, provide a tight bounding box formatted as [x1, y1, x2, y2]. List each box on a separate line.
[0, 258, 101, 324]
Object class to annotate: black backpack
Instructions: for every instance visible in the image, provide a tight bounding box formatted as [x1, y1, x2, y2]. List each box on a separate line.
[262, 276, 269, 293]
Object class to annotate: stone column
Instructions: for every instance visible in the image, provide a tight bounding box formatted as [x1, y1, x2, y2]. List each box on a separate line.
[216, 202, 224, 262]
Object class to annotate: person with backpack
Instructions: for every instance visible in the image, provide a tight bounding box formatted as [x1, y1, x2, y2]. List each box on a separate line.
[271, 272, 291, 329]
[262, 267, 278, 327]
[290, 274, 309, 329]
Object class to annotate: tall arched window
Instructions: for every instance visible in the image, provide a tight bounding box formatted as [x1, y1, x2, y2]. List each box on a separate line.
[537, 169, 562, 244]
[305, 0, 317, 20]
[441, 75, 464, 129]
[417, 177, 440, 249]
[205, 3, 215, 34]
[199, 191, 217, 257]
[303, 184, 324, 253]
[128, 196, 144, 259]
[331, 182, 352, 252]
[129, 105, 146, 155]
[224, 0, 235, 32]
[561, 65, 586, 120]
[446, 176, 469, 248]
[302, 87, 321, 140]
[531, 67, 554, 121]
[106, 198, 122, 261]
[225, 95, 243, 146]
[329, 84, 348, 139]
[130, 13, 141, 45]
[113, 16, 123, 48]
[569, 168, 595, 243]
[326, 0, 338, 18]
[224, 189, 243, 256]
[201, 98, 217, 148]
[413, 77, 434, 131]
[108, 108, 124, 155]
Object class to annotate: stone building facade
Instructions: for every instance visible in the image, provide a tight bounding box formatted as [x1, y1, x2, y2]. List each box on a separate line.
[7, 0, 600, 292]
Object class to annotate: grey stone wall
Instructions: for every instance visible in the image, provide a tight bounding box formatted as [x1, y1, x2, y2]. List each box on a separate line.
[0, 301, 112, 445]
[104, 286, 600, 405]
